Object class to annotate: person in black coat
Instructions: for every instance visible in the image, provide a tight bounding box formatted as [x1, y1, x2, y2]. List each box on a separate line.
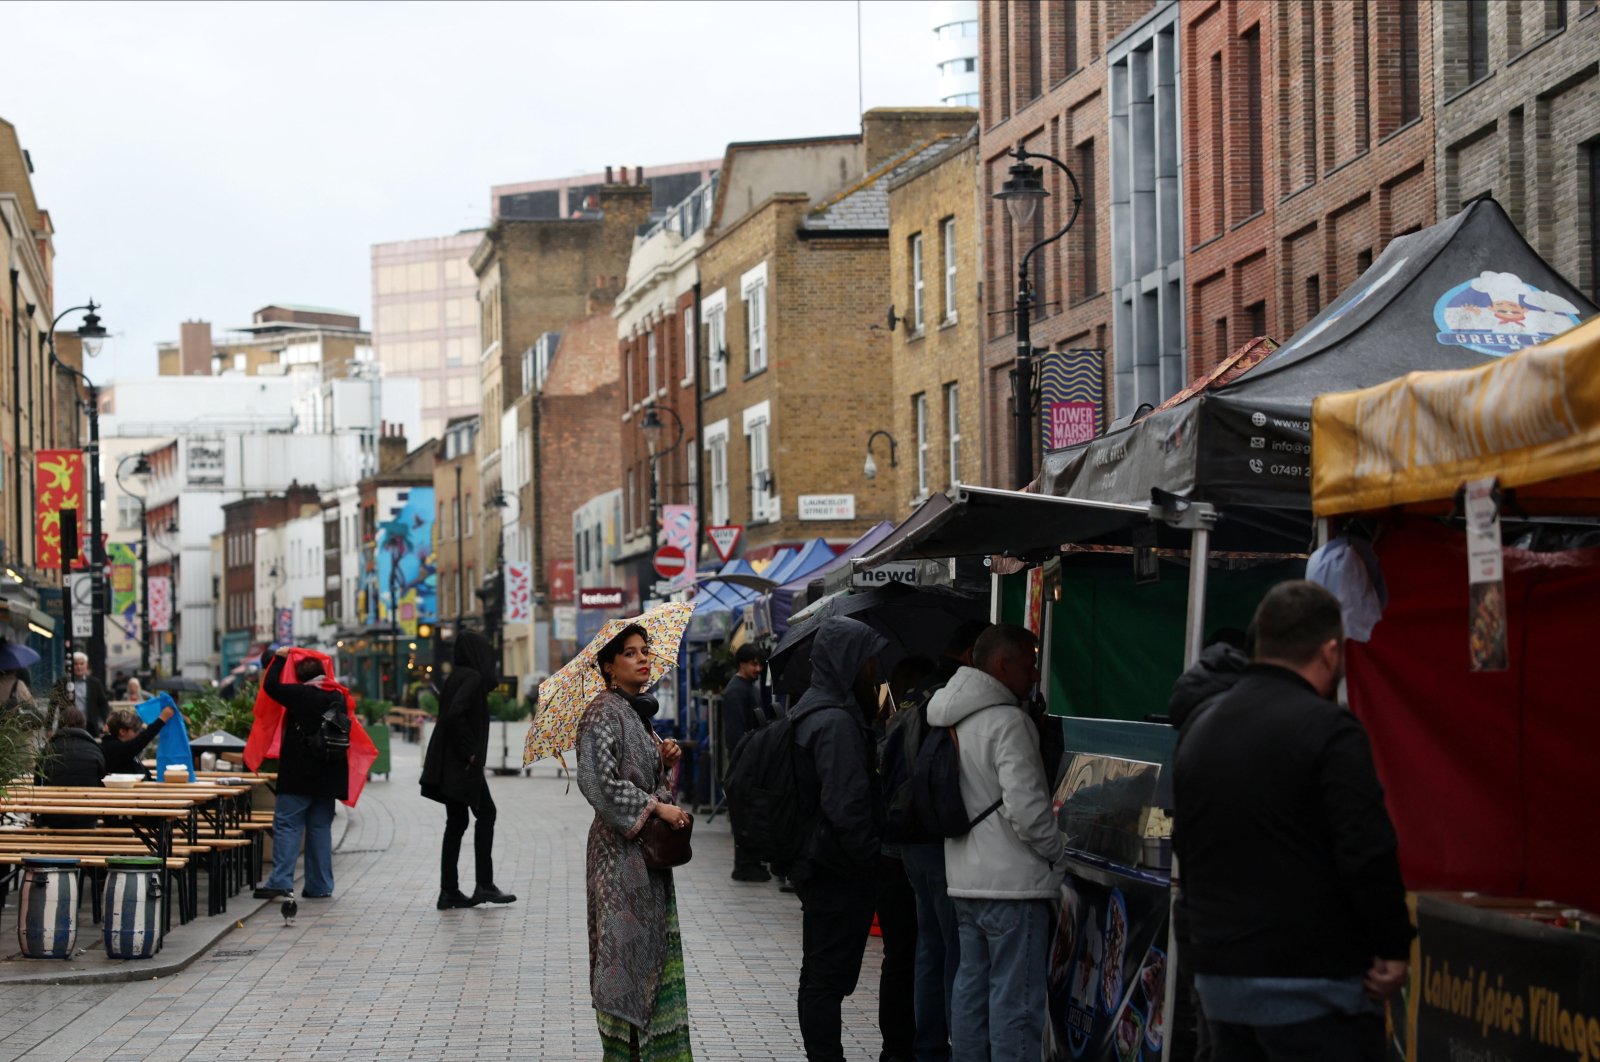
[254, 648, 349, 901]
[36, 704, 106, 828]
[421, 631, 516, 910]
[100, 704, 177, 778]
[721, 644, 773, 882]
[1174, 581, 1413, 1061]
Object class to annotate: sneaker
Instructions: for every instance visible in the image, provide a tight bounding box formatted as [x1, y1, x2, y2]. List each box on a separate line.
[253, 887, 293, 900]
[731, 867, 773, 883]
[471, 884, 517, 905]
[436, 889, 478, 910]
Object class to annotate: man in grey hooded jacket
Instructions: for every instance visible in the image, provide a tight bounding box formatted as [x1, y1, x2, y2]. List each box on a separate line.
[789, 616, 889, 1062]
[926, 624, 1066, 1062]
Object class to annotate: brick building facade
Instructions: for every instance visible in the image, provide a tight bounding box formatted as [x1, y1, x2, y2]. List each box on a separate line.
[696, 111, 976, 560]
[1434, 0, 1600, 304]
[978, 1, 1153, 485]
[1182, 0, 1436, 378]
[886, 130, 985, 509]
[220, 485, 321, 645]
[431, 416, 480, 631]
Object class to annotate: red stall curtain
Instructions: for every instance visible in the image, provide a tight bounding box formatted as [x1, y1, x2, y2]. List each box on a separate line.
[1347, 519, 1600, 911]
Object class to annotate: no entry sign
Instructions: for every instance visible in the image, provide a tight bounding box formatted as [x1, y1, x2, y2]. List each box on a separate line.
[653, 545, 688, 579]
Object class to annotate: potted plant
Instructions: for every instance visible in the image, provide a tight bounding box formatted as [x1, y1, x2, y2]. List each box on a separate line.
[488, 690, 531, 776]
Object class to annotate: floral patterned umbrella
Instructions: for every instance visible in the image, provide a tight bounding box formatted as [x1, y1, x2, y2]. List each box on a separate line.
[523, 599, 697, 765]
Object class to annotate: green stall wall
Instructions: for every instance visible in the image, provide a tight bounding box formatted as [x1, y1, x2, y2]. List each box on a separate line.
[1001, 556, 1304, 723]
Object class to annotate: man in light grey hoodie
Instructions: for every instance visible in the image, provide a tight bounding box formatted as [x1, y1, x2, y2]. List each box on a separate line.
[926, 624, 1066, 1062]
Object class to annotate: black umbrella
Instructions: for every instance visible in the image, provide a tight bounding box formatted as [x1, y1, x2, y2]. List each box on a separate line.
[768, 582, 988, 700]
[150, 675, 209, 694]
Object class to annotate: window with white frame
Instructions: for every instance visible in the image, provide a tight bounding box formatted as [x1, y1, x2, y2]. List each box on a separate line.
[942, 217, 958, 322]
[117, 495, 141, 532]
[914, 392, 930, 496]
[910, 233, 925, 332]
[646, 330, 658, 395]
[744, 401, 776, 521]
[703, 289, 728, 393]
[741, 263, 768, 375]
[703, 419, 730, 525]
[681, 307, 695, 385]
[945, 381, 961, 484]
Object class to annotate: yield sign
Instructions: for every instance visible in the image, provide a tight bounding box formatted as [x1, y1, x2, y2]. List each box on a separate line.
[653, 545, 689, 580]
[707, 525, 743, 563]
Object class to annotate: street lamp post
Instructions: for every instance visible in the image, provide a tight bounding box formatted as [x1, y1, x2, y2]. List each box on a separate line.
[46, 301, 110, 683]
[454, 463, 464, 634]
[993, 149, 1082, 490]
[640, 404, 685, 559]
[116, 453, 153, 673]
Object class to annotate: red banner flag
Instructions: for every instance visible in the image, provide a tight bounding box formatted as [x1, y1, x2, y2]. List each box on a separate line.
[35, 449, 86, 569]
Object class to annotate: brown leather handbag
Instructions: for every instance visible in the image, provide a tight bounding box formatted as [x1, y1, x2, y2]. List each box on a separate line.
[638, 808, 694, 869]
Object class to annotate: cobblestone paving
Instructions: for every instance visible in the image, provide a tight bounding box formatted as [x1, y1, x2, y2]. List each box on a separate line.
[0, 744, 884, 1060]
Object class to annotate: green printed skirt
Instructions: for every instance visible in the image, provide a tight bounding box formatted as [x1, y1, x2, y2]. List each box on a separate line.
[597, 894, 692, 1062]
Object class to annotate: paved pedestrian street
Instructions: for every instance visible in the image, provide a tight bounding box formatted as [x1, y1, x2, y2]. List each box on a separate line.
[0, 745, 883, 1061]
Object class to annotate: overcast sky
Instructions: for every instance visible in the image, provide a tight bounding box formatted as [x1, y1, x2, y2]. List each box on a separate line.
[1, 0, 943, 383]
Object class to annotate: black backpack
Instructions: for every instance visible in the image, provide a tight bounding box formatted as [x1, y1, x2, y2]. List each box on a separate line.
[881, 702, 938, 844]
[726, 706, 837, 866]
[303, 705, 352, 763]
[910, 723, 1002, 839]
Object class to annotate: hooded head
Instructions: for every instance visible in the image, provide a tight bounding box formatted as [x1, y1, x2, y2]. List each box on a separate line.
[453, 631, 498, 685]
[792, 616, 888, 720]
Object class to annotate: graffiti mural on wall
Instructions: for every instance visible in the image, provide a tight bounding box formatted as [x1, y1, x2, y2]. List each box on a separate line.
[359, 487, 437, 635]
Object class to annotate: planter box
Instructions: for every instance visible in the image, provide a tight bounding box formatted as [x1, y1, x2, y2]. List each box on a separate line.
[491, 720, 532, 775]
[365, 723, 391, 778]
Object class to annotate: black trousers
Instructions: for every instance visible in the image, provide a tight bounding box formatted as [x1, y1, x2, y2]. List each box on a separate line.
[796, 873, 877, 1062]
[1211, 1012, 1384, 1062]
[441, 786, 497, 893]
[876, 856, 917, 1062]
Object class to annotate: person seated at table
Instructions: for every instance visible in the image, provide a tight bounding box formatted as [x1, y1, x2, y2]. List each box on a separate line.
[100, 704, 177, 779]
[36, 704, 106, 828]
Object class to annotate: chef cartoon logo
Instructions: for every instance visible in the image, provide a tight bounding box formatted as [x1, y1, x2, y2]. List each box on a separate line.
[1435, 271, 1581, 357]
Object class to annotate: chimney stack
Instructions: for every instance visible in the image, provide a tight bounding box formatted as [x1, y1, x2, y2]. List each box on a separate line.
[605, 165, 614, 184]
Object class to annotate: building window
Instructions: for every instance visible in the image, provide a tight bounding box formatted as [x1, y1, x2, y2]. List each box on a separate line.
[464, 494, 473, 537]
[1356, 248, 1374, 277]
[116, 495, 141, 532]
[1210, 52, 1225, 233]
[1242, 25, 1264, 216]
[681, 307, 695, 385]
[704, 290, 728, 393]
[1305, 275, 1322, 326]
[1078, 140, 1097, 299]
[1467, 0, 1489, 83]
[744, 403, 774, 522]
[626, 468, 637, 532]
[1399, 0, 1420, 124]
[1590, 143, 1600, 303]
[910, 233, 926, 332]
[945, 382, 961, 486]
[914, 392, 930, 498]
[743, 271, 767, 375]
[1248, 301, 1267, 341]
[646, 330, 658, 396]
[942, 218, 958, 322]
[1548, 0, 1568, 32]
[624, 346, 635, 407]
[704, 422, 730, 526]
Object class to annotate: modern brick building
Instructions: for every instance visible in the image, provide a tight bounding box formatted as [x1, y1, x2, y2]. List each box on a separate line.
[1181, 0, 1436, 379]
[371, 232, 485, 442]
[695, 110, 977, 561]
[220, 485, 322, 649]
[978, 1, 1152, 484]
[1434, 0, 1600, 305]
[886, 129, 985, 509]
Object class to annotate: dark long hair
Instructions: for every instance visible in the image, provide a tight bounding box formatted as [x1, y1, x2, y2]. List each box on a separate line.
[595, 623, 649, 686]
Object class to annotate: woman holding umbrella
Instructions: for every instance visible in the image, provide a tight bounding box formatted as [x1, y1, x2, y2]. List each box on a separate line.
[577, 622, 693, 1061]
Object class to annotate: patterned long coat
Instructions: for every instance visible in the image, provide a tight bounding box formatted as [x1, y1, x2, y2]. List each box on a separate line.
[576, 690, 675, 1028]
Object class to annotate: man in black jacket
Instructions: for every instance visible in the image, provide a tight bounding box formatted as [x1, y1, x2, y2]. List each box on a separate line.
[1174, 581, 1413, 1061]
[722, 643, 772, 882]
[790, 617, 888, 1062]
[254, 649, 348, 901]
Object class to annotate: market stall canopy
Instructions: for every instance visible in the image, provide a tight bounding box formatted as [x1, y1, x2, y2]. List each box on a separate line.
[858, 486, 1153, 567]
[687, 558, 767, 642]
[1313, 314, 1600, 516]
[750, 525, 895, 640]
[1042, 198, 1597, 513]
